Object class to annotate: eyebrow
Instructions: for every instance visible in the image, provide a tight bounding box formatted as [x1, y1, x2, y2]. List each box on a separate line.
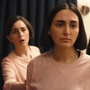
[11, 28, 17, 31]
[12, 27, 26, 30]
[55, 20, 78, 23]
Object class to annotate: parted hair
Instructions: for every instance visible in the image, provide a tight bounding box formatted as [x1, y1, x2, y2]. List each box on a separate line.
[40, 3, 87, 50]
[5, 15, 34, 39]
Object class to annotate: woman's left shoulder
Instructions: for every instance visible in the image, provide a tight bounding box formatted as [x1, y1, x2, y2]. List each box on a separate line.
[81, 51, 90, 59]
[29, 45, 40, 50]
[29, 45, 41, 56]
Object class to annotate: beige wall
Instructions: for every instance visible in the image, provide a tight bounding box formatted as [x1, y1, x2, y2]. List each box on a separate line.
[77, 0, 90, 53]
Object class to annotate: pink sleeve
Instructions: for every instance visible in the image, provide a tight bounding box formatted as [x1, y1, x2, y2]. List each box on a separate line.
[1, 58, 16, 90]
[26, 61, 33, 90]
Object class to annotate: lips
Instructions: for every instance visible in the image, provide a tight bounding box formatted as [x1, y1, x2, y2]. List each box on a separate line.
[20, 39, 24, 42]
[60, 38, 71, 41]
[61, 38, 70, 40]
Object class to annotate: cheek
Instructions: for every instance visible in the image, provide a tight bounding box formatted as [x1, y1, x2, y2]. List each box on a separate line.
[75, 30, 79, 38]
[7, 35, 14, 43]
[51, 30, 61, 39]
[11, 37, 17, 43]
[26, 33, 30, 40]
[50, 32, 60, 43]
[26, 30, 30, 37]
[73, 31, 79, 42]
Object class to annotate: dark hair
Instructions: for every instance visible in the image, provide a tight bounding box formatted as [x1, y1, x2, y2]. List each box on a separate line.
[86, 39, 90, 55]
[5, 15, 34, 40]
[40, 3, 87, 50]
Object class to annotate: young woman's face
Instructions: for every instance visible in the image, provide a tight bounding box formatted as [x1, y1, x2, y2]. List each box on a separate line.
[49, 9, 79, 49]
[7, 20, 30, 48]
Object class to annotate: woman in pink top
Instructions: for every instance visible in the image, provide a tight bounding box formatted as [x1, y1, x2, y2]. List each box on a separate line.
[26, 3, 90, 90]
[1, 15, 41, 90]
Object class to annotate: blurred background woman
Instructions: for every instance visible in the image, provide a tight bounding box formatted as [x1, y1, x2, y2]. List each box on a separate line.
[1, 15, 41, 90]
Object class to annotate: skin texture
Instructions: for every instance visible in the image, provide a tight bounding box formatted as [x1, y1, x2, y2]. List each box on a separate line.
[49, 9, 79, 64]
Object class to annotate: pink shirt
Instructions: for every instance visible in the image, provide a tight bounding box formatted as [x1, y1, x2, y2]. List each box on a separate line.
[26, 51, 90, 90]
[1, 46, 41, 90]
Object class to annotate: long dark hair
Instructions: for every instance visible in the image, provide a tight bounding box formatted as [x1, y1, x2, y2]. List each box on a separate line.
[40, 3, 87, 50]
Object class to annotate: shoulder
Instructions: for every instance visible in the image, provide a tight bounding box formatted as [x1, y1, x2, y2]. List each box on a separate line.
[1, 56, 15, 69]
[29, 45, 40, 51]
[81, 52, 90, 59]
[29, 45, 41, 56]
[27, 51, 52, 68]
[27, 51, 52, 75]
[2, 51, 15, 64]
[29, 45, 41, 53]
[79, 51, 90, 63]
[31, 51, 52, 61]
[78, 52, 90, 72]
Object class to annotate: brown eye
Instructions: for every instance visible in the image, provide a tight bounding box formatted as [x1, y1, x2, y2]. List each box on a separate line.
[12, 30, 17, 33]
[57, 23, 63, 27]
[71, 24, 76, 28]
[22, 28, 26, 31]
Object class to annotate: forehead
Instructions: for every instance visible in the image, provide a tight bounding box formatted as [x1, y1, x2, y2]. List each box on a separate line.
[12, 20, 26, 27]
[53, 9, 79, 22]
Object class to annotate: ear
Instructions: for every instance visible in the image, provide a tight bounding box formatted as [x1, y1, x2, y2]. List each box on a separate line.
[48, 31, 51, 35]
[7, 36, 12, 43]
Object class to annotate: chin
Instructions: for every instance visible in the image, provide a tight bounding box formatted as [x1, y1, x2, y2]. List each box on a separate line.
[59, 44, 72, 48]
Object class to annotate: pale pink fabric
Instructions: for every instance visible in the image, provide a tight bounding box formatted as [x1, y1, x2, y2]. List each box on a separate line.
[1, 46, 41, 90]
[26, 51, 90, 90]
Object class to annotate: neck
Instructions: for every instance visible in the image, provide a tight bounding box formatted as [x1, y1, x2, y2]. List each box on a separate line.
[52, 47, 78, 64]
[13, 45, 30, 57]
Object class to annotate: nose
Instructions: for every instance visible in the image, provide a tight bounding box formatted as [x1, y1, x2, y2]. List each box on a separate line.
[18, 30, 24, 37]
[63, 25, 70, 35]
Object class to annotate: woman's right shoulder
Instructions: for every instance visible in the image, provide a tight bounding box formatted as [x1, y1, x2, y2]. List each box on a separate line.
[27, 51, 52, 75]
[28, 51, 52, 67]
[2, 51, 14, 63]
[32, 50, 52, 60]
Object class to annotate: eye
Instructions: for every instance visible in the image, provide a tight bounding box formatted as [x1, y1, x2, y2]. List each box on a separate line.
[71, 24, 76, 28]
[57, 23, 63, 27]
[22, 28, 26, 31]
[12, 30, 17, 33]
[23, 28, 26, 31]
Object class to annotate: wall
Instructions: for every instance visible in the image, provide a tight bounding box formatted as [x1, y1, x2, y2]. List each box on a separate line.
[77, 0, 90, 53]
